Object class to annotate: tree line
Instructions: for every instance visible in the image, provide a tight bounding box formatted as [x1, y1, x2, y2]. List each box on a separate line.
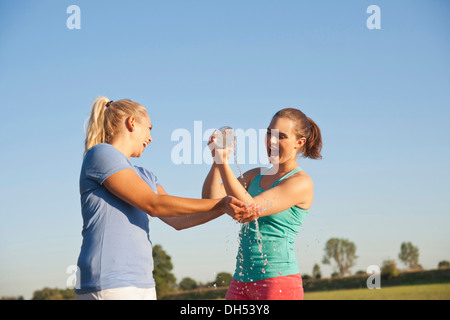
[306, 238, 449, 280]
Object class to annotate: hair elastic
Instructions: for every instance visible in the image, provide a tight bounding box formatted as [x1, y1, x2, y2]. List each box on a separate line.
[105, 100, 114, 108]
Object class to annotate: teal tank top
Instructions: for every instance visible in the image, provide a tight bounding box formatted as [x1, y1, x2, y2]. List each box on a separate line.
[233, 167, 308, 282]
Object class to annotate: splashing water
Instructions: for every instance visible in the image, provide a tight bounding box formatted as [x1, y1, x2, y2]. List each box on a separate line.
[214, 127, 282, 278]
[253, 218, 266, 274]
[253, 217, 281, 276]
[236, 200, 281, 277]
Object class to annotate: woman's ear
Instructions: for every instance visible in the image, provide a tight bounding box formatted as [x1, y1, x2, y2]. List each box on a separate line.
[296, 137, 306, 149]
[125, 116, 136, 132]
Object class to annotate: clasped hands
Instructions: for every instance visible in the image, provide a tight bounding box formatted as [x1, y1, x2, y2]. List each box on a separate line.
[219, 196, 262, 224]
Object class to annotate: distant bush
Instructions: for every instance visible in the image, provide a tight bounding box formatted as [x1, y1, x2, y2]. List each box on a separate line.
[312, 264, 322, 279]
[1, 296, 24, 300]
[214, 272, 233, 287]
[179, 277, 198, 290]
[32, 287, 75, 300]
[381, 259, 399, 280]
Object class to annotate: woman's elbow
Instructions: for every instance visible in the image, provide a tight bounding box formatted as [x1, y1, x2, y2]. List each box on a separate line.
[144, 200, 162, 217]
[144, 196, 178, 218]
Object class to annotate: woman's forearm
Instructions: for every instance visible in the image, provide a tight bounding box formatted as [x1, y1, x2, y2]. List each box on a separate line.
[103, 168, 226, 218]
[159, 211, 224, 231]
[217, 163, 254, 205]
[149, 194, 222, 217]
[202, 164, 226, 199]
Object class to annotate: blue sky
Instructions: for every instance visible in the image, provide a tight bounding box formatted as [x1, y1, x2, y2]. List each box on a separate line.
[0, 0, 449, 299]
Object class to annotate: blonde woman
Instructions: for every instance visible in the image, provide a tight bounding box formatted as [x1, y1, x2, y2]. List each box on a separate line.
[76, 97, 252, 300]
[203, 108, 322, 300]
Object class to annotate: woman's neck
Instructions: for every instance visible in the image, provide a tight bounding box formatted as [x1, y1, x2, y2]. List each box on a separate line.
[110, 137, 133, 159]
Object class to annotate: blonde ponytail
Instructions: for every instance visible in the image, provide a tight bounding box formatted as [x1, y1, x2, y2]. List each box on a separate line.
[84, 96, 110, 155]
[84, 96, 148, 155]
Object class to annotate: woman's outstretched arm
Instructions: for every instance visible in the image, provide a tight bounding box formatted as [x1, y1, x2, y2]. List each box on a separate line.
[158, 185, 227, 230]
[103, 168, 249, 220]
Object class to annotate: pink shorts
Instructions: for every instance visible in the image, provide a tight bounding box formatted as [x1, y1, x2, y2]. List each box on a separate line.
[225, 274, 304, 300]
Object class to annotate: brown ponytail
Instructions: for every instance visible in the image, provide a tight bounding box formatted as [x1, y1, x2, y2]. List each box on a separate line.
[304, 117, 322, 159]
[273, 108, 323, 160]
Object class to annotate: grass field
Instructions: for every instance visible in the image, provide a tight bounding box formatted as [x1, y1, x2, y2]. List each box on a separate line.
[303, 283, 450, 300]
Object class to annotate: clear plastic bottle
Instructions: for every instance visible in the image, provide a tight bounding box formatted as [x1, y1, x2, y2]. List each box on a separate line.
[212, 126, 235, 149]
[212, 126, 243, 178]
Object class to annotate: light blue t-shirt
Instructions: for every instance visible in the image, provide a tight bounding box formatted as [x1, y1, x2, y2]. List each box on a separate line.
[76, 143, 160, 294]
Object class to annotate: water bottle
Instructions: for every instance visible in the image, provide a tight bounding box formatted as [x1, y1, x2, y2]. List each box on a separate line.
[212, 126, 235, 149]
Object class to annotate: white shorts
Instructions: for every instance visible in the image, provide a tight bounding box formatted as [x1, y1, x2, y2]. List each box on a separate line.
[76, 286, 157, 300]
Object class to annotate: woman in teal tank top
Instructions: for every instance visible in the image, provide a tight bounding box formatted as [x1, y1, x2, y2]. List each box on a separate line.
[203, 108, 322, 300]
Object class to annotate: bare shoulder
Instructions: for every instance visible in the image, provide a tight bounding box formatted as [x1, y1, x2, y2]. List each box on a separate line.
[280, 169, 314, 190]
[279, 170, 314, 209]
